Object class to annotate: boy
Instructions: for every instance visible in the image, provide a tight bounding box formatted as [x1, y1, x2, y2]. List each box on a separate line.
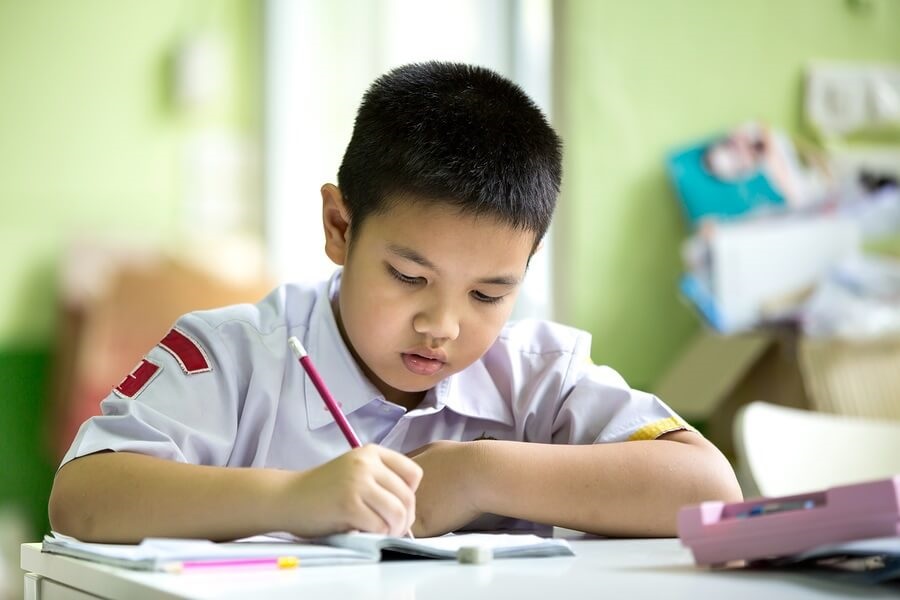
[49, 62, 741, 543]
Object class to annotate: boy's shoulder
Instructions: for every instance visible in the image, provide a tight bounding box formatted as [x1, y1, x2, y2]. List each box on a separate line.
[183, 279, 329, 335]
[493, 318, 591, 357]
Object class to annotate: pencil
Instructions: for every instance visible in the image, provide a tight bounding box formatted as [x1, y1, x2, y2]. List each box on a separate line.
[287, 336, 415, 539]
[163, 556, 300, 573]
[288, 336, 362, 447]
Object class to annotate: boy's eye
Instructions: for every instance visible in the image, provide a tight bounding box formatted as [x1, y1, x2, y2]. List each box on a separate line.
[388, 266, 424, 286]
[471, 290, 504, 305]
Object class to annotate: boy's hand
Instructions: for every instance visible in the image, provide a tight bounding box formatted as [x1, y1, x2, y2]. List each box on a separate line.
[407, 440, 484, 537]
[274, 444, 422, 538]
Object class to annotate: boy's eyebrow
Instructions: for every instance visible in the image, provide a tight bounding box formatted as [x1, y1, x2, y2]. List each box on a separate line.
[388, 244, 436, 270]
[476, 274, 521, 286]
[387, 243, 521, 286]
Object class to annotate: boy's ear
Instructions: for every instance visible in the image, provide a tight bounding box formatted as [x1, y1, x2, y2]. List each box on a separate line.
[321, 184, 351, 265]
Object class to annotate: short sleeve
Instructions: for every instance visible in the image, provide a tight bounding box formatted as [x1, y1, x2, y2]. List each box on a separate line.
[550, 335, 695, 445]
[60, 313, 240, 468]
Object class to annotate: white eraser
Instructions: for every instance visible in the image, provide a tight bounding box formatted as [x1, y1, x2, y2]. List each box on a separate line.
[456, 545, 493, 564]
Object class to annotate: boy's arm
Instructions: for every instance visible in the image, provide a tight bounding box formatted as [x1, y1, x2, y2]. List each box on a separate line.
[50, 445, 422, 543]
[409, 432, 742, 537]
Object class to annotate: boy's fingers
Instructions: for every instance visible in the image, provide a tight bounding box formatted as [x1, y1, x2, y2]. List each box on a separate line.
[373, 467, 416, 516]
[347, 495, 393, 536]
[361, 483, 411, 537]
[332, 446, 416, 536]
[376, 446, 424, 489]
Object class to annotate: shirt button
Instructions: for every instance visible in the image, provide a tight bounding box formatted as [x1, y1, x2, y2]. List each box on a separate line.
[382, 405, 392, 413]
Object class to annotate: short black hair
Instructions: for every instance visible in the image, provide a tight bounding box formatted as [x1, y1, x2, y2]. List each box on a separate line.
[337, 62, 562, 250]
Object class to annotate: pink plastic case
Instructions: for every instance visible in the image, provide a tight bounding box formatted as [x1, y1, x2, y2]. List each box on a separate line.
[677, 476, 900, 566]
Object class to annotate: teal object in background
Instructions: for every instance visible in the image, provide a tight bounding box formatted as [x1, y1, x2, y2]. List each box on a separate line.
[667, 141, 786, 227]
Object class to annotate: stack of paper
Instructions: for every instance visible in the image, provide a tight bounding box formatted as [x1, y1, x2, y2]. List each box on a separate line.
[761, 537, 900, 584]
[42, 531, 574, 571]
[42, 533, 369, 570]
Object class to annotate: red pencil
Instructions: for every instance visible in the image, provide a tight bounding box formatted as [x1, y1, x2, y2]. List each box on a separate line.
[288, 336, 415, 539]
[288, 336, 362, 448]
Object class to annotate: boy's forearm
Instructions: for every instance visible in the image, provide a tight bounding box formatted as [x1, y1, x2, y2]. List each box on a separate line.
[49, 452, 290, 543]
[470, 433, 742, 537]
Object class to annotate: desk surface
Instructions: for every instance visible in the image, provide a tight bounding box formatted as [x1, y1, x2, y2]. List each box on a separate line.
[21, 538, 900, 600]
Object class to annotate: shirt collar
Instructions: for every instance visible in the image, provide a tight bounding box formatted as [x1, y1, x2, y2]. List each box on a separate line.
[304, 270, 384, 431]
[431, 356, 514, 427]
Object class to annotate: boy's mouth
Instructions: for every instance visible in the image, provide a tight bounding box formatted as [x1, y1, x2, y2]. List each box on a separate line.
[401, 352, 446, 376]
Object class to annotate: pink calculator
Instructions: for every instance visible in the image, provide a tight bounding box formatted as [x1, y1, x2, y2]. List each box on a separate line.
[677, 476, 900, 566]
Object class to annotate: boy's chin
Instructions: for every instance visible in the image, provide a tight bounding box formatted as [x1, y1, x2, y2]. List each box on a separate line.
[389, 379, 436, 393]
[383, 372, 443, 393]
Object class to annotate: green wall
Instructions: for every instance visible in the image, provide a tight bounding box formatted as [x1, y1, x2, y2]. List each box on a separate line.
[0, 350, 53, 540]
[554, 0, 900, 389]
[0, 0, 260, 538]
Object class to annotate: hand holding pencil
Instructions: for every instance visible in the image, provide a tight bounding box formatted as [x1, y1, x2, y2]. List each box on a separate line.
[285, 337, 422, 538]
[270, 445, 421, 538]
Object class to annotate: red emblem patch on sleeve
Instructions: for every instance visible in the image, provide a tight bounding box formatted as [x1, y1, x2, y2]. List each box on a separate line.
[158, 328, 212, 374]
[114, 359, 161, 398]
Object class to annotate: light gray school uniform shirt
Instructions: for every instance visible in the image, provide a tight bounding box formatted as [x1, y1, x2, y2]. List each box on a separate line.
[63, 270, 692, 531]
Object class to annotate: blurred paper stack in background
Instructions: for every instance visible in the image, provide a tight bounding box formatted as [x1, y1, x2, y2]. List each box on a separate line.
[657, 61, 900, 456]
[669, 62, 900, 336]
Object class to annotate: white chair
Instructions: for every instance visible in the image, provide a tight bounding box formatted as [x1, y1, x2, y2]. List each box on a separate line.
[733, 401, 900, 498]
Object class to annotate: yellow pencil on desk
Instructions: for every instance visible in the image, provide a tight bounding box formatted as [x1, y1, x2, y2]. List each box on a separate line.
[163, 556, 300, 573]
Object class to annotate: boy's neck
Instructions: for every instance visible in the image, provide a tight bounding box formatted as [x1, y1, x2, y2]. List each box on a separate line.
[385, 389, 427, 412]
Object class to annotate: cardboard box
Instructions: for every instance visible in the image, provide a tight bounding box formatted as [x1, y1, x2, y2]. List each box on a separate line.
[653, 328, 807, 460]
[655, 327, 900, 461]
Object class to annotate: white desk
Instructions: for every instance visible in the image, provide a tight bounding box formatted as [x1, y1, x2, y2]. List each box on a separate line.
[21, 538, 899, 600]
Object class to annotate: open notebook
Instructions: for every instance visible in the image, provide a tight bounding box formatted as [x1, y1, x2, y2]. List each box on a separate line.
[42, 531, 574, 571]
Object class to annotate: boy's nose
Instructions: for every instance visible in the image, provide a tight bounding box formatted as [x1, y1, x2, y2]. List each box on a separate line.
[413, 303, 460, 342]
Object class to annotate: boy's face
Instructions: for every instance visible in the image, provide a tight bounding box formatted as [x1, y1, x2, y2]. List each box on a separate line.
[322, 187, 535, 409]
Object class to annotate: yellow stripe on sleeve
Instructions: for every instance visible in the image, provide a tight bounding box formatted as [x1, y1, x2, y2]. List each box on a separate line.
[627, 416, 695, 441]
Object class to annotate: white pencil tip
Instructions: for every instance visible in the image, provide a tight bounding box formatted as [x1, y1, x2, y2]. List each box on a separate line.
[288, 336, 307, 358]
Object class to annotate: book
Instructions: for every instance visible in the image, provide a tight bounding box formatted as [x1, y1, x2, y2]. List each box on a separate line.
[42, 531, 574, 571]
[760, 536, 900, 584]
[320, 531, 574, 560]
